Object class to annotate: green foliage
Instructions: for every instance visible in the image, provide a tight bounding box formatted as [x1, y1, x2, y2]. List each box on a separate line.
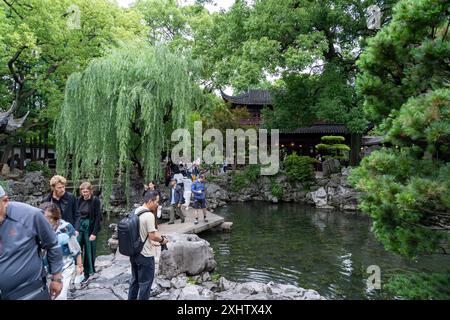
[0, 0, 146, 146]
[351, 0, 450, 258]
[264, 65, 368, 133]
[231, 164, 261, 192]
[385, 272, 450, 300]
[316, 136, 350, 160]
[0, 180, 8, 192]
[321, 136, 346, 143]
[270, 178, 283, 199]
[349, 149, 449, 257]
[188, 0, 389, 132]
[356, 0, 450, 124]
[25, 161, 51, 176]
[283, 153, 316, 182]
[56, 44, 200, 206]
[211, 273, 221, 282]
[187, 276, 199, 285]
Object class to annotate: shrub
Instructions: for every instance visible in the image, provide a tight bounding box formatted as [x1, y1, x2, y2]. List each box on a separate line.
[385, 272, 450, 300]
[320, 136, 345, 143]
[316, 135, 350, 160]
[243, 164, 260, 182]
[283, 153, 316, 182]
[25, 161, 51, 176]
[270, 179, 283, 199]
[231, 164, 261, 191]
[231, 171, 247, 191]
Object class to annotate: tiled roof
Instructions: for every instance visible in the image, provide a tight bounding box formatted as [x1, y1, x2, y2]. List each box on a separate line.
[221, 89, 272, 105]
[280, 124, 348, 134]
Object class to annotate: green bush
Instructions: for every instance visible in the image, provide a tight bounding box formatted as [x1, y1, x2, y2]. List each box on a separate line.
[270, 179, 283, 199]
[320, 136, 345, 143]
[385, 272, 450, 300]
[231, 172, 247, 191]
[243, 164, 260, 182]
[316, 135, 350, 161]
[283, 153, 316, 182]
[231, 164, 261, 191]
[25, 161, 51, 176]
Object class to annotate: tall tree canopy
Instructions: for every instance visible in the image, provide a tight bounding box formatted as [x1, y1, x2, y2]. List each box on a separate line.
[56, 44, 201, 204]
[349, 0, 450, 258]
[184, 0, 397, 134]
[0, 0, 146, 163]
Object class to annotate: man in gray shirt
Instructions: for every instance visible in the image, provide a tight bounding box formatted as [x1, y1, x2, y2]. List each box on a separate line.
[0, 186, 64, 300]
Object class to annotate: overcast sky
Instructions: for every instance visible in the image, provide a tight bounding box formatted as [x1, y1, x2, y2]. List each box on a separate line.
[117, 0, 236, 12]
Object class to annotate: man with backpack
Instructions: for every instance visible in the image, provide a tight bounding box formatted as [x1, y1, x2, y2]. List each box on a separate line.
[118, 190, 168, 300]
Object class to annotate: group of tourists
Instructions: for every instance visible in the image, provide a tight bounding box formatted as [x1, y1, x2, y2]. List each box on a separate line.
[123, 162, 209, 300]
[166, 160, 208, 225]
[0, 175, 101, 300]
[0, 162, 210, 300]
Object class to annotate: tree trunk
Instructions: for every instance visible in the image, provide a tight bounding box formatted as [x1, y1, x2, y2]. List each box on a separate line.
[1, 142, 13, 165]
[19, 141, 26, 170]
[350, 133, 362, 166]
[44, 124, 49, 164]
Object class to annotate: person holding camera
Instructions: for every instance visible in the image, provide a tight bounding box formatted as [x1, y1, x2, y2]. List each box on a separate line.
[128, 190, 168, 300]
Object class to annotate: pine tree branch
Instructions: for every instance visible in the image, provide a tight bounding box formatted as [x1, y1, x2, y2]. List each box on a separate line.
[3, 0, 23, 19]
[7, 46, 27, 86]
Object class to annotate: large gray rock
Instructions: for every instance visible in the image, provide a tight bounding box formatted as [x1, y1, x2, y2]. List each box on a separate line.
[178, 284, 209, 300]
[322, 159, 341, 176]
[159, 234, 217, 278]
[310, 187, 328, 207]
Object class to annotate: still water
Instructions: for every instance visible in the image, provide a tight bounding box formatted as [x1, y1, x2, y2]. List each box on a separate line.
[201, 202, 450, 300]
[95, 202, 450, 299]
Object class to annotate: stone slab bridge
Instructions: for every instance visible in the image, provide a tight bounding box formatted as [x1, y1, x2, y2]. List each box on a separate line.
[157, 207, 231, 235]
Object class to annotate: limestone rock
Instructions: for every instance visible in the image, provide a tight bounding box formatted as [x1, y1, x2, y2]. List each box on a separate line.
[310, 187, 328, 207]
[218, 276, 237, 291]
[171, 275, 188, 289]
[322, 159, 341, 176]
[159, 234, 217, 278]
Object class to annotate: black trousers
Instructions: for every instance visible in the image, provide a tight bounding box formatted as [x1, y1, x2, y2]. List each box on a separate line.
[128, 254, 155, 300]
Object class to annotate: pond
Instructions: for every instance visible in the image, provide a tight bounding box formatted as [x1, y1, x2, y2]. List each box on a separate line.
[201, 202, 450, 300]
[95, 202, 450, 300]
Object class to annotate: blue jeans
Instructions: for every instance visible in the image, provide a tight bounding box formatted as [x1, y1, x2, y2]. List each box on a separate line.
[128, 254, 155, 300]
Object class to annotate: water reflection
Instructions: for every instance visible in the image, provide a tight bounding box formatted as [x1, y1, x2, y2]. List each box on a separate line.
[202, 202, 450, 300]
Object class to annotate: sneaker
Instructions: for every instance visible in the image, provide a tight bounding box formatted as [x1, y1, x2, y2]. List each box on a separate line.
[181, 218, 185, 223]
[168, 221, 175, 225]
[80, 276, 90, 287]
[204, 216, 208, 222]
[194, 219, 199, 225]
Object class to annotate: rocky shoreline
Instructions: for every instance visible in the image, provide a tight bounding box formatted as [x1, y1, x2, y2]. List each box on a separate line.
[204, 167, 360, 212]
[1, 166, 360, 217]
[69, 234, 325, 300]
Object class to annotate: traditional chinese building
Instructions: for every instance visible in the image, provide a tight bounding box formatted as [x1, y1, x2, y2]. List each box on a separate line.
[221, 89, 362, 165]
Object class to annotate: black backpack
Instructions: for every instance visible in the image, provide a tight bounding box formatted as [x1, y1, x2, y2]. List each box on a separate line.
[117, 208, 150, 257]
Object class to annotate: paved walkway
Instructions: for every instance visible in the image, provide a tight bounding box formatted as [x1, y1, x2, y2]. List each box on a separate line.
[157, 207, 224, 235]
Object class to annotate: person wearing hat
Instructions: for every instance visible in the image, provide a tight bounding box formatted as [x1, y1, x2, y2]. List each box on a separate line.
[0, 185, 64, 300]
[168, 178, 185, 224]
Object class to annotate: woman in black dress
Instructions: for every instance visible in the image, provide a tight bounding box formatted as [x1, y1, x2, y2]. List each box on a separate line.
[77, 181, 102, 284]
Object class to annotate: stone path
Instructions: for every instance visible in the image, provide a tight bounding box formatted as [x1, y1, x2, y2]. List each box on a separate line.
[158, 207, 225, 235]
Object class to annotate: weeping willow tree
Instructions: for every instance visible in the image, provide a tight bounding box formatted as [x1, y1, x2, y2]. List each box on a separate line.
[56, 44, 201, 206]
